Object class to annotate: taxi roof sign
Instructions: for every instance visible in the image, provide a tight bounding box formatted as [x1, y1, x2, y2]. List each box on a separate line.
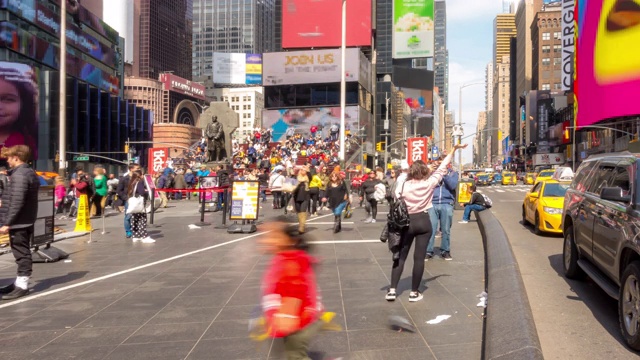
[552, 167, 574, 181]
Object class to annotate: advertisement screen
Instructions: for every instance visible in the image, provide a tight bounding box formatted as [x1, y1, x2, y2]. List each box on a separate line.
[262, 106, 359, 142]
[0, 61, 38, 159]
[212, 53, 263, 85]
[262, 48, 360, 86]
[575, 0, 640, 128]
[282, 0, 371, 48]
[393, 0, 435, 59]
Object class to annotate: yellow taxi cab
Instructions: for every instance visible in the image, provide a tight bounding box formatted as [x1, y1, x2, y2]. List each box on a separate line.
[534, 169, 555, 184]
[522, 179, 570, 234]
[501, 171, 516, 185]
[524, 172, 535, 185]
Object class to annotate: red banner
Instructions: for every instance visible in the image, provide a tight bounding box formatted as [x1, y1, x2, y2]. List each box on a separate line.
[407, 137, 428, 166]
[148, 148, 169, 175]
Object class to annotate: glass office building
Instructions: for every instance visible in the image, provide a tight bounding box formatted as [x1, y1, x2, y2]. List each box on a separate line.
[0, 0, 152, 171]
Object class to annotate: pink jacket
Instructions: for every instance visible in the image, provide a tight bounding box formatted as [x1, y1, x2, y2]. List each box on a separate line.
[395, 155, 452, 214]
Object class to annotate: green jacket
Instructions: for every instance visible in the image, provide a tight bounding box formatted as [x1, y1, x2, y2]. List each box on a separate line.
[94, 175, 108, 196]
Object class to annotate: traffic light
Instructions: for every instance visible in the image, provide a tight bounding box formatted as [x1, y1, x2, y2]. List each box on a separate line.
[124, 144, 129, 153]
[564, 128, 570, 141]
[498, 130, 503, 141]
[376, 141, 386, 152]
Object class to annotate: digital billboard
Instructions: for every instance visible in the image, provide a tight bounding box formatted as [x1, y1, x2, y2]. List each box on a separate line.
[262, 48, 360, 86]
[393, 0, 435, 59]
[282, 0, 372, 48]
[575, 0, 640, 128]
[0, 61, 38, 158]
[561, 0, 575, 90]
[262, 106, 359, 141]
[212, 53, 263, 85]
[159, 73, 205, 101]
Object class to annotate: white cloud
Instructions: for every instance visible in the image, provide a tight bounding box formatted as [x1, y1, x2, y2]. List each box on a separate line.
[446, 0, 508, 22]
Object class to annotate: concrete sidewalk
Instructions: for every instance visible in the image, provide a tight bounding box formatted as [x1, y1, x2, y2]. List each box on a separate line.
[0, 200, 484, 359]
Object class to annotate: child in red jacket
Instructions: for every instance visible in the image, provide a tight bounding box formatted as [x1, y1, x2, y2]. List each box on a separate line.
[259, 223, 324, 359]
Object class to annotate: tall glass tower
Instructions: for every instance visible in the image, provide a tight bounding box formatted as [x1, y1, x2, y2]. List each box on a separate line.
[434, 0, 449, 109]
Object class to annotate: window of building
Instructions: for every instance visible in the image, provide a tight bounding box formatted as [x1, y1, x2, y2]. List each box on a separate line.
[554, 45, 561, 53]
[542, 58, 551, 66]
[542, 45, 551, 53]
[542, 32, 550, 41]
[553, 57, 561, 65]
[542, 84, 551, 90]
[554, 83, 562, 90]
[554, 31, 561, 39]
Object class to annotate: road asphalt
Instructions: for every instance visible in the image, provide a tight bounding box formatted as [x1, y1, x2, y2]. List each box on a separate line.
[478, 184, 638, 359]
[0, 197, 485, 360]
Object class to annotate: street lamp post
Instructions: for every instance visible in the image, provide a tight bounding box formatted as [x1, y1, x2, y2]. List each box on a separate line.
[339, 0, 347, 163]
[58, 0, 68, 176]
[458, 82, 484, 177]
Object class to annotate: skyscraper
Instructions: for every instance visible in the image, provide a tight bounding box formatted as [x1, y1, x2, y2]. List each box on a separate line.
[132, 0, 193, 80]
[192, 0, 277, 78]
[434, 0, 449, 109]
[493, 14, 516, 67]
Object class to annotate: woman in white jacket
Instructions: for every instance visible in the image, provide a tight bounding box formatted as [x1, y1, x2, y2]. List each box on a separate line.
[269, 168, 285, 209]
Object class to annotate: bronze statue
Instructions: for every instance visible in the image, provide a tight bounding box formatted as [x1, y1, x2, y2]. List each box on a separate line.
[205, 115, 225, 162]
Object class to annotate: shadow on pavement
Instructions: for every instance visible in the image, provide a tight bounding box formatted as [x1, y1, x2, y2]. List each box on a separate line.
[31, 271, 89, 292]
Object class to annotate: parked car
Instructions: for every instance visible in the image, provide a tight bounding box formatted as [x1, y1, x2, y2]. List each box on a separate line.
[561, 152, 640, 350]
[522, 179, 570, 234]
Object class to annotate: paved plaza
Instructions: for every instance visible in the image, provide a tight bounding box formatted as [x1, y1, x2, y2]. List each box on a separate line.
[0, 199, 484, 360]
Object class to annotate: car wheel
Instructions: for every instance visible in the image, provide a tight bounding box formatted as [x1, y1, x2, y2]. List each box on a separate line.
[534, 212, 542, 235]
[619, 261, 640, 350]
[563, 224, 584, 279]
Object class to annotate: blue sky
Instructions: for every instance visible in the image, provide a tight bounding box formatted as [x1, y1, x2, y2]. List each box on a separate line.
[445, 0, 507, 164]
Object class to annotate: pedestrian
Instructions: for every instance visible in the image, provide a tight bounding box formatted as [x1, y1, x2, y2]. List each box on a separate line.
[325, 172, 349, 233]
[385, 168, 397, 207]
[0, 145, 39, 300]
[54, 176, 66, 214]
[127, 169, 155, 243]
[91, 166, 107, 217]
[258, 223, 324, 359]
[184, 169, 196, 200]
[269, 168, 285, 209]
[0, 166, 8, 199]
[293, 166, 311, 234]
[116, 163, 140, 238]
[258, 168, 269, 203]
[173, 169, 187, 200]
[426, 160, 458, 261]
[157, 168, 171, 208]
[318, 166, 330, 210]
[106, 173, 119, 210]
[386, 143, 467, 302]
[360, 171, 382, 223]
[308, 167, 322, 216]
[459, 185, 488, 224]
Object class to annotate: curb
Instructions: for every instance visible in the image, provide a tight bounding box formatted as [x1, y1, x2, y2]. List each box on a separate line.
[476, 210, 544, 360]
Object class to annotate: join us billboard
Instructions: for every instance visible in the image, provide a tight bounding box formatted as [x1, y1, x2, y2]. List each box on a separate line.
[282, 0, 372, 48]
[392, 0, 434, 59]
[575, 0, 640, 128]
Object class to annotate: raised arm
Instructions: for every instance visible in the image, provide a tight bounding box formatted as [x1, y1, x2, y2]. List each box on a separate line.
[425, 144, 468, 187]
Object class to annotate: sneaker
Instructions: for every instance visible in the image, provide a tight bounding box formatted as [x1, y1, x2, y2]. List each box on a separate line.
[385, 288, 397, 301]
[458, 220, 469, 224]
[425, 252, 434, 261]
[125, 232, 132, 239]
[363, 218, 372, 223]
[409, 291, 423, 302]
[0, 287, 29, 301]
[441, 252, 453, 261]
[141, 237, 156, 243]
[370, 219, 376, 223]
[132, 237, 142, 242]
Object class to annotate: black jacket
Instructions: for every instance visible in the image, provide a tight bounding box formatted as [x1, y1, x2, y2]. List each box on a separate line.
[117, 174, 131, 202]
[360, 178, 382, 197]
[469, 192, 485, 206]
[0, 164, 39, 228]
[326, 181, 348, 209]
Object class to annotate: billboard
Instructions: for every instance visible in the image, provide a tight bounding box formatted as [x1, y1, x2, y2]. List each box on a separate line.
[533, 153, 565, 166]
[148, 148, 169, 175]
[0, 61, 38, 159]
[575, 0, 640, 128]
[230, 181, 260, 221]
[282, 0, 371, 48]
[393, 0, 435, 59]
[262, 106, 359, 142]
[159, 73, 205, 100]
[263, 48, 360, 86]
[212, 53, 263, 85]
[407, 137, 428, 165]
[561, 0, 575, 90]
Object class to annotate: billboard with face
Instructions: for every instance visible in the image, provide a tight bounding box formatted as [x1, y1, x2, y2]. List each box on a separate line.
[282, 0, 372, 48]
[575, 0, 640, 128]
[0, 61, 38, 159]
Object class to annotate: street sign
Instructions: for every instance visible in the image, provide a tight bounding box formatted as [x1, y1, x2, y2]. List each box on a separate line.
[73, 156, 89, 161]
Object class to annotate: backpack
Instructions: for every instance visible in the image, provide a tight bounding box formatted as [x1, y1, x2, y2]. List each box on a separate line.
[388, 182, 410, 229]
[481, 194, 493, 208]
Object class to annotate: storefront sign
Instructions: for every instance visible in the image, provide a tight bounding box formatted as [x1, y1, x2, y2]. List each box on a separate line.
[159, 73, 205, 100]
[533, 153, 565, 166]
[230, 181, 259, 221]
[148, 148, 169, 175]
[407, 137, 427, 165]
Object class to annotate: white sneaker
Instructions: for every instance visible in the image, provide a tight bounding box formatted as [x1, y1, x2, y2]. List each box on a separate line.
[458, 220, 469, 224]
[141, 237, 156, 243]
[371, 219, 376, 223]
[132, 237, 142, 242]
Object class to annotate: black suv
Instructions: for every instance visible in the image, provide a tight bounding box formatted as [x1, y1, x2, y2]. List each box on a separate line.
[562, 152, 640, 350]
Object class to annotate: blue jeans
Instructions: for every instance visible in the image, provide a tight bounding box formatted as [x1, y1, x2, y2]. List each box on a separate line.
[124, 201, 132, 235]
[333, 201, 348, 216]
[217, 192, 225, 210]
[463, 204, 486, 221]
[427, 203, 453, 253]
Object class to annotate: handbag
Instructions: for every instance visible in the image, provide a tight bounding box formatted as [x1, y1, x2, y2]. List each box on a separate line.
[344, 203, 352, 219]
[126, 195, 145, 214]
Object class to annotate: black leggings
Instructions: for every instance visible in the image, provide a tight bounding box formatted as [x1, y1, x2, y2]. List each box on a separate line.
[390, 212, 433, 292]
[367, 198, 378, 220]
[309, 190, 320, 213]
[272, 191, 283, 208]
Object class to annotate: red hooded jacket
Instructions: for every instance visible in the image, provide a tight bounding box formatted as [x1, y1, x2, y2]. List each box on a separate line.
[261, 250, 323, 337]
